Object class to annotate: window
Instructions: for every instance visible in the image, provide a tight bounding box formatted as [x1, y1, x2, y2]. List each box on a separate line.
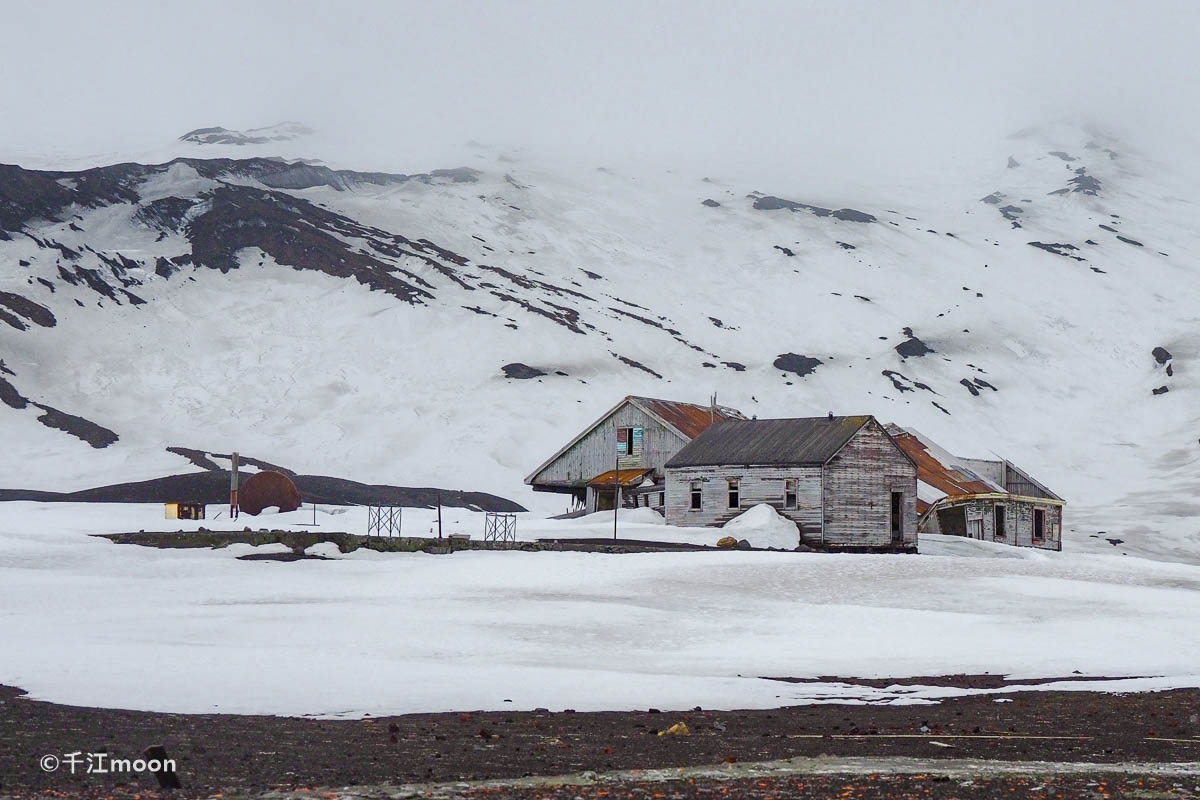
[1033, 508, 1046, 540]
[658, 492, 665, 507]
[617, 427, 632, 456]
[784, 479, 798, 509]
[616, 426, 643, 457]
[994, 505, 1006, 538]
[690, 480, 702, 510]
[728, 479, 740, 509]
[890, 491, 903, 536]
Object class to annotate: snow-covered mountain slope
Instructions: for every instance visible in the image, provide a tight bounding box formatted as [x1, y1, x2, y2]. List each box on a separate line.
[1, 123, 1196, 562]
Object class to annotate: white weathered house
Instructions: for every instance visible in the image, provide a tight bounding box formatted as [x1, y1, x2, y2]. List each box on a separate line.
[886, 426, 1064, 551]
[525, 395, 746, 513]
[663, 415, 918, 551]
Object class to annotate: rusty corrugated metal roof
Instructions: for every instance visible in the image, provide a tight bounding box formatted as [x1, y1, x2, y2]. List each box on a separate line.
[888, 428, 1005, 499]
[587, 468, 654, 487]
[665, 416, 872, 468]
[628, 396, 746, 440]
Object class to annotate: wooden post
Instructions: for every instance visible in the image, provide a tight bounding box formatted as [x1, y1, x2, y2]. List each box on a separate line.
[437, 491, 443, 539]
[613, 421, 619, 540]
[230, 451, 240, 520]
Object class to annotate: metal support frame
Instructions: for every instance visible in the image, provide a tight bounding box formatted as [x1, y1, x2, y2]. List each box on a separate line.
[367, 505, 403, 537]
[483, 512, 517, 542]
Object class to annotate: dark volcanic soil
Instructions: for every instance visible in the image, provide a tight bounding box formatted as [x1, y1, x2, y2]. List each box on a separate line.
[2, 684, 1198, 798]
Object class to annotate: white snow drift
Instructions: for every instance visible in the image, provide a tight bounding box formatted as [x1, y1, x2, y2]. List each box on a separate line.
[1, 502, 1198, 718]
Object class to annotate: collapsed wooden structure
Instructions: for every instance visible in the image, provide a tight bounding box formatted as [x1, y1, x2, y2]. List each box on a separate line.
[886, 425, 1064, 551]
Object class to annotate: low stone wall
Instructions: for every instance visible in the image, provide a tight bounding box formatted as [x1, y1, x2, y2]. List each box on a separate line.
[98, 530, 733, 555]
[98, 530, 916, 555]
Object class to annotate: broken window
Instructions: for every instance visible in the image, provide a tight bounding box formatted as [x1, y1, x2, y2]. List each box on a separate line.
[994, 505, 1006, 538]
[890, 491, 903, 536]
[728, 479, 740, 509]
[784, 479, 797, 509]
[1033, 508, 1046, 540]
[616, 426, 643, 458]
[690, 480, 702, 510]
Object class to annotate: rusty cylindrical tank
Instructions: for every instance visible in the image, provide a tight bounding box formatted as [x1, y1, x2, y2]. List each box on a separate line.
[237, 470, 302, 516]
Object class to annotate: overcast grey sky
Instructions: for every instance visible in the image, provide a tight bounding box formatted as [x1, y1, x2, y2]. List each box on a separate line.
[4, 0, 1197, 182]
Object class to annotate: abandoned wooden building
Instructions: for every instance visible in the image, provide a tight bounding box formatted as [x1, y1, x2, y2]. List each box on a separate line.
[663, 415, 918, 551]
[525, 395, 746, 513]
[886, 425, 1064, 551]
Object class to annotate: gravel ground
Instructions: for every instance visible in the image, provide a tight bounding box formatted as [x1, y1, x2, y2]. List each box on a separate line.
[2, 682, 1198, 798]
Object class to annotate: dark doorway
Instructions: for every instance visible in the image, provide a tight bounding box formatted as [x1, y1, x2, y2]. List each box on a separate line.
[1033, 508, 1046, 540]
[595, 491, 615, 512]
[994, 505, 1006, 539]
[890, 491, 903, 537]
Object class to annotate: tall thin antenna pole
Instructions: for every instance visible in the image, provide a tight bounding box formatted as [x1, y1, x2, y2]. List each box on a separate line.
[437, 491, 443, 539]
[230, 451, 240, 520]
[613, 420, 619, 541]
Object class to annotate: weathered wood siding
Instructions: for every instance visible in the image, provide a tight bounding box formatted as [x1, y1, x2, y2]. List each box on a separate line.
[821, 420, 917, 547]
[531, 402, 688, 488]
[664, 464, 821, 540]
[1003, 464, 1058, 501]
[934, 498, 1062, 551]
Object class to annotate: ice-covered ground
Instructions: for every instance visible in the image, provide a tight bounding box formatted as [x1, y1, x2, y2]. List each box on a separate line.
[2, 501, 1199, 718]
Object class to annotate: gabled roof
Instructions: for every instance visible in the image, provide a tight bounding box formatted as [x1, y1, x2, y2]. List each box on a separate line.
[629, 395, 745, 439]
[887, 426, 1004, 501]
[525, 395, 745, 485]
[886, 425, 1062, 510]
[664, 415, 873, 468]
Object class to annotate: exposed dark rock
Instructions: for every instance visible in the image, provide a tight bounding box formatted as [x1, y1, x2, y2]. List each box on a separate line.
[959, 378, 997, 396]
[188, 184, 436, 304]
[753, 196, 876, 223]
[1117, 235, 1143, 247]
[135, 196, 197, 231]
[895, 328, 934, 359]
[722, 361, 746, 372]
[1007, 156, 1020, 168]
[701, 198, 721, 207]
[932, 401, 952, 415]
[1099, 224, 1118, 232]
[580, 269, 603, 280]
[29, 403, 119, 448]
[980, 192, 1004, 205]
[1153, 347, 1173, 365]
[1048, 151, 1077, 161]
[0, 471, 525, 511]
[773, 353, 823, 377]
[1028, 242, 1086, 261]
[180, 123, 312, 145]
[0, 292, 56, 328]
[1152, 386, 1169, 396]
[1069, 168, 1101, 195]
[502, 363, 548, 379]
[774, 245, 795, 257]
[611, 352, 662, 378]
[998, 205, 1024, 227]
[0, 373, 27, 408]
[836, 241, 856, 250]
[0, 308, 26, 330]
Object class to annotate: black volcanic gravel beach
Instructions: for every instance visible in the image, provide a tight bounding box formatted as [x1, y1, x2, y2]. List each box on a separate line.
[2, 682, 1199, 798]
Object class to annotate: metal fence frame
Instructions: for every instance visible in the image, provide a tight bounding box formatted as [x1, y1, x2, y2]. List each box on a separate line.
[367, 505, 402, 537]
[483, 512, 517, 542]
